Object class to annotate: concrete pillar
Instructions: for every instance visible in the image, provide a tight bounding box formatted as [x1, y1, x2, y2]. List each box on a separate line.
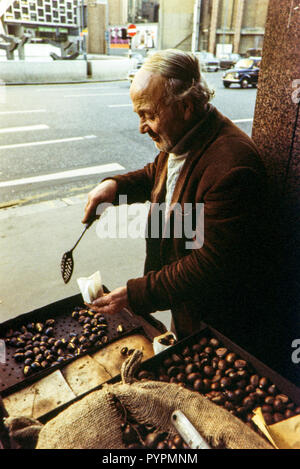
[199, 0, 210, 51]
[252, 2, 300, 208]
[208, 0, 219, 54]
[233, 0, 244, 53]
[87, 0, 107, 54]
[0, 18, 6, 35]
[9, 24, 24, 36]
[108, 0, 128, 25]
[158, 0, 194, 51]
[251, 0, 300, 384]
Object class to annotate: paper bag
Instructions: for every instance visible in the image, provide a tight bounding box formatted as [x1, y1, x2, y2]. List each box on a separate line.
[77, 271, 103, 303]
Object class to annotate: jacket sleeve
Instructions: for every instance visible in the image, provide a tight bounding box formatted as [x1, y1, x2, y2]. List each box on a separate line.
[106, 155, 160, 205]
[126, 165, 266, 315]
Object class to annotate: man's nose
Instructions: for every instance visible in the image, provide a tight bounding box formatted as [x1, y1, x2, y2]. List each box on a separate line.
[139, 120, 148, 134]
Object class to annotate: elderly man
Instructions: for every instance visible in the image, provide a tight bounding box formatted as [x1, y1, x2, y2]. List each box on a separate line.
[82, 49, 267, 342]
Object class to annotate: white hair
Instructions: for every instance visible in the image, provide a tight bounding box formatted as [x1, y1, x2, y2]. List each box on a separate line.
[142, 49, 214, 113]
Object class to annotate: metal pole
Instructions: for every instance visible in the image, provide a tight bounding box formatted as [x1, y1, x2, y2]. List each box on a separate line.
[81, 0, 87, 60]
[222, 0, 230, 55]
[192, 0, 202, 53]
[106, 0, 109, 55]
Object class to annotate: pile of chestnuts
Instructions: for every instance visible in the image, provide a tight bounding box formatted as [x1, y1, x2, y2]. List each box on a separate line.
[157, 334, 177, 347]
[136, 335, 300, 429]
[4, 306, 109, 377]
[71, 306, 109, 347]
[121, 422, 190, 449]
[113, 396, 190, 449]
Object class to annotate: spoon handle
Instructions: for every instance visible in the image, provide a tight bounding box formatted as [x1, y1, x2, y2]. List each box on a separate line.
[71, 216, 97, 252]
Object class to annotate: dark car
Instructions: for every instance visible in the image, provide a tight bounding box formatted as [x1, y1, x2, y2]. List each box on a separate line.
[222, 57, 261, 89]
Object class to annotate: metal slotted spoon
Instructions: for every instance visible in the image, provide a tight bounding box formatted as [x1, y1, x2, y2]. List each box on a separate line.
[61, 217, 96, 284]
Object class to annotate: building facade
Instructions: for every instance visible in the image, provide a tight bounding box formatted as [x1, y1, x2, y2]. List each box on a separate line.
[0, 0, 269, 56]
[109, 0, 128, 25]
[204, 0, 269, 55]
[158, 0, 195, 51]
[159, 0, 269, 55]
[2, 0, 81, 38]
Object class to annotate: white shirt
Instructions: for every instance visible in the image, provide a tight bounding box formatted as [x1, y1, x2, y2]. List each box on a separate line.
[165, 152, 187, 219]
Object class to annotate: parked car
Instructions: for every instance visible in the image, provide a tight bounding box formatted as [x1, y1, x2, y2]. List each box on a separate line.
[127, 50, 159, 83]
[127, 52, 144, 83]
[195, 51, 220, 72]
[245, 48, 262, 57]
[219, 53, 241, 70]
[222, 57, 261, 88]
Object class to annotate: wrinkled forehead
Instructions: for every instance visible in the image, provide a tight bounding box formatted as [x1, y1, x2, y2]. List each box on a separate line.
[130, 69, 167, 111]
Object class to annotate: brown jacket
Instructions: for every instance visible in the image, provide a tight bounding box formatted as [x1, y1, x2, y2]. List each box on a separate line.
[111, 105, 268, 340]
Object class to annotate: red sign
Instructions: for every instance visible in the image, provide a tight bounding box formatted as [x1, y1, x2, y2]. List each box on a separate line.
[127, 24, 137, 37]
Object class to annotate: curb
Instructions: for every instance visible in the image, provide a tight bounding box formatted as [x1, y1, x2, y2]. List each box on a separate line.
[4, 78, 129, 86]
[0, 194, 87, 220]
[0, 57, 135, 85]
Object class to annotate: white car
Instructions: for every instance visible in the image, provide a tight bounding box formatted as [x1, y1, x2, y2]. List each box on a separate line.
[194, 51, 220, 72]
[127, 52, 145, 83]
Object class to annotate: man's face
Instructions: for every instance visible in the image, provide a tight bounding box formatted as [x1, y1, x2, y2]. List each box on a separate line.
[130, 69, 191, 153]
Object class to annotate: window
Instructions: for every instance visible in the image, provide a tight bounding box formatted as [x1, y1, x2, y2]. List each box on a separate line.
[235, 59, 254, 69]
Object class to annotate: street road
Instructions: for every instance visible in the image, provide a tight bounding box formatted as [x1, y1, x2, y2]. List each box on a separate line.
[0, 71, 257, 208]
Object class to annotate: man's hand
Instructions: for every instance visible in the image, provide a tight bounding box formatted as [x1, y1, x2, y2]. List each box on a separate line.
[82, 179, 118, 224]
[86, 286, 129, 315]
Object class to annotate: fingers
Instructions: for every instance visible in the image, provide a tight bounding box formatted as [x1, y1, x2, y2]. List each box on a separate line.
[83, 287, 128, 316]
[82, 180, 117, 224]
[92, 294, 111, 307]
[84, 294, 117, 315]
[82, 199, 97, 224]
[82, 185, 101, 224]
[84, 293, 110, 310]
[84, 302, 114, 315]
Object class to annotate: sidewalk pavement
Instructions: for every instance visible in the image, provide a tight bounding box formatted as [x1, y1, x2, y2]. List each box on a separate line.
[0, 194, 171, 330]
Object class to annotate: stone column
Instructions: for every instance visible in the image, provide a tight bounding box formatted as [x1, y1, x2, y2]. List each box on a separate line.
[108, 0, 128, 25]
[0, 18, 5, 36]
[253, 2, 300, 201]
[87, 0, 107, 54]
[251, 0, 300, 384]
[233, 0, 244, 53]
[158, 0, 194, 50]
[208, 0, 219, 54]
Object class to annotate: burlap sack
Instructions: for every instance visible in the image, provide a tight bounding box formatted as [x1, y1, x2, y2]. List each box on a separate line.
[5, 351, 273, 449]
